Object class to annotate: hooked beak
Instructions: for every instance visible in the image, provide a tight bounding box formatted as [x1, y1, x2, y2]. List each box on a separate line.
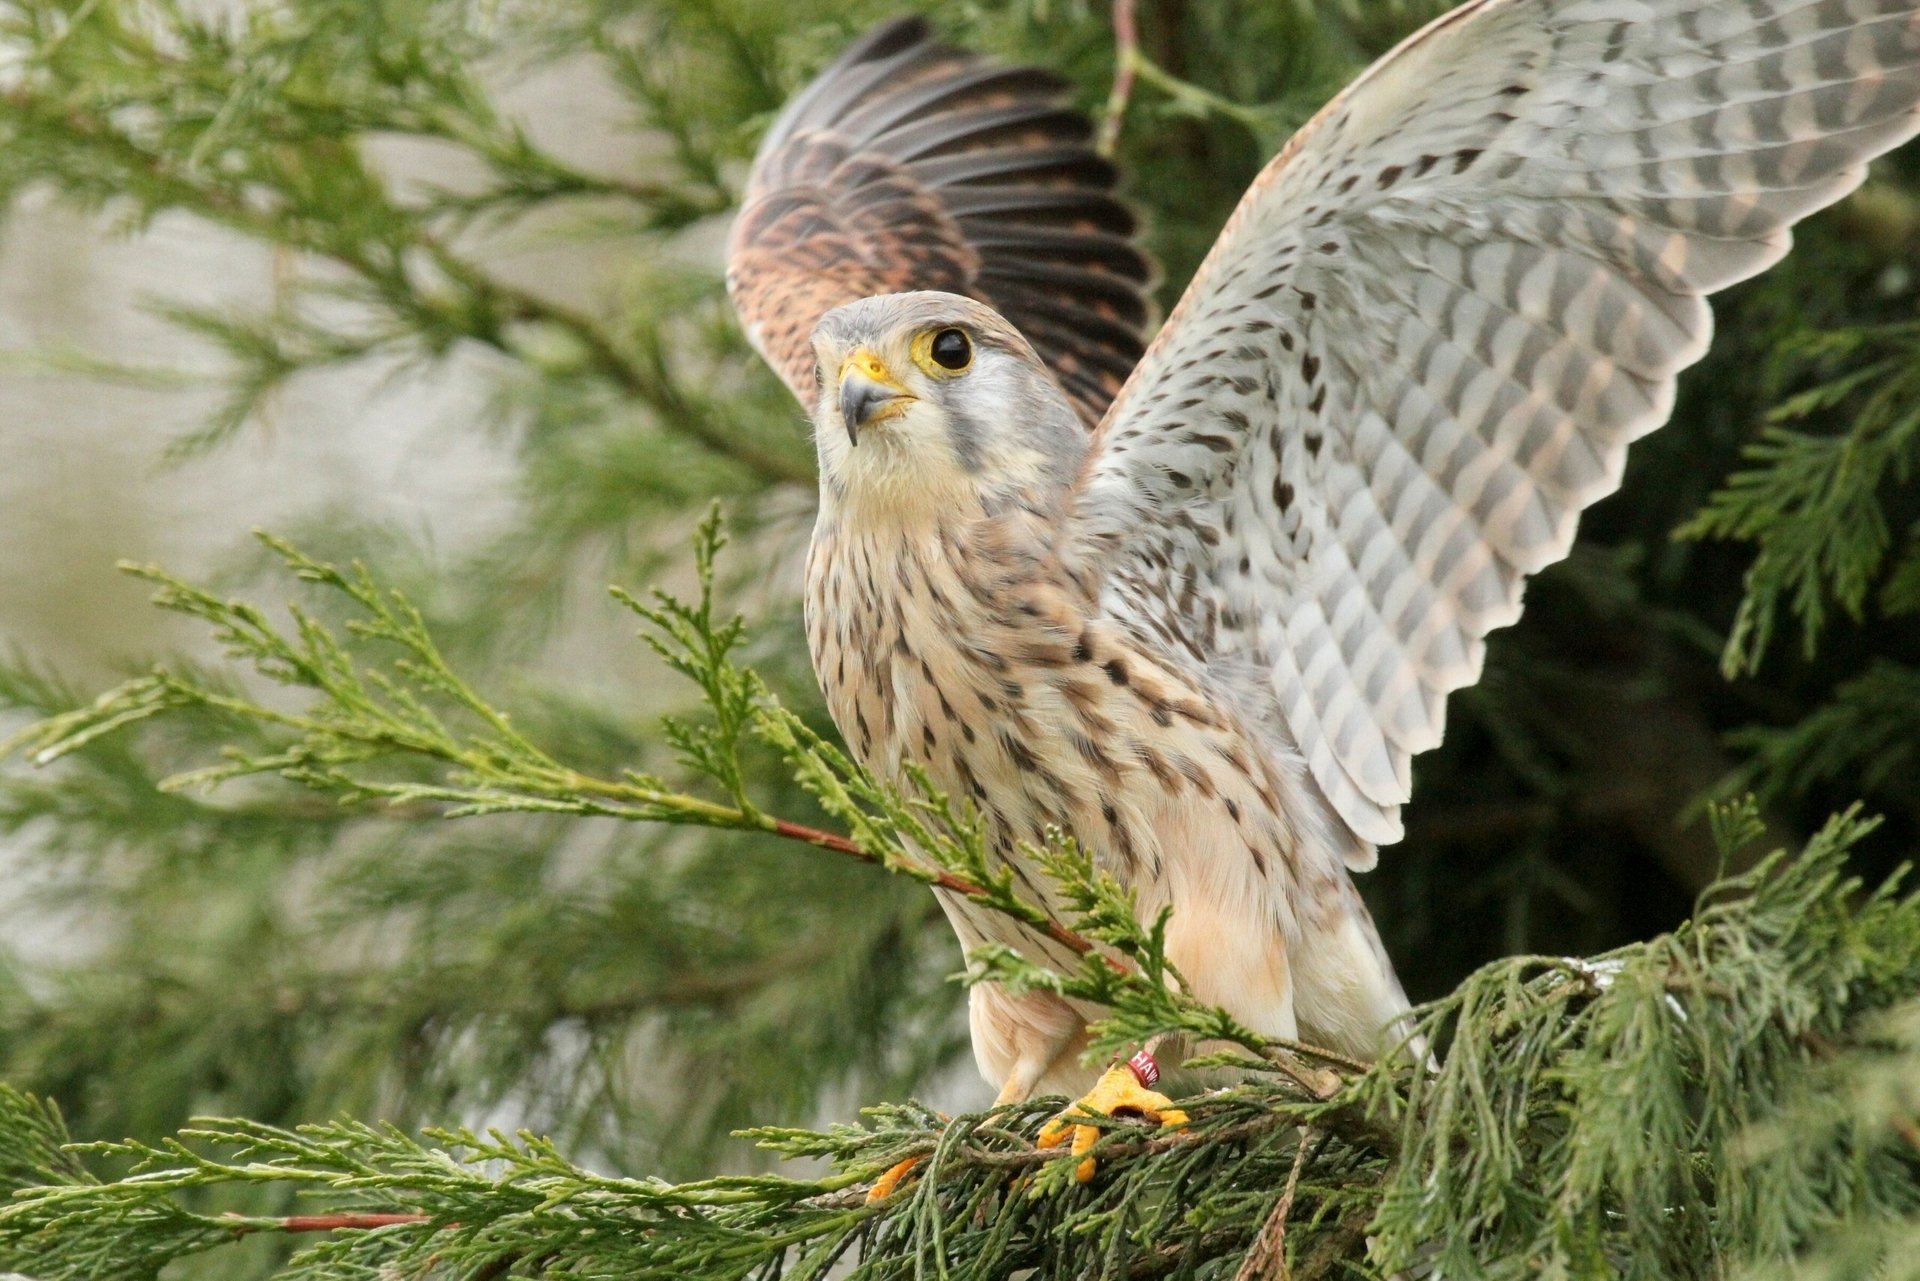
[837, 348, 912, 445]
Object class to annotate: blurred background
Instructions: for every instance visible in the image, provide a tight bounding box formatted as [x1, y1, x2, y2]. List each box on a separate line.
[1, 0, 1917, 1260]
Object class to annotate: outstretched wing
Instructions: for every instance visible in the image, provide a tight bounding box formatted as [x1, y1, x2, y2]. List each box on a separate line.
[1070, 0, 1920, 851]
[727, 17, 1155, 425]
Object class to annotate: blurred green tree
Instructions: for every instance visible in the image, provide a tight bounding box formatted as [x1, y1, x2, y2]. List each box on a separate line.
[0, 0, 1917, 1276]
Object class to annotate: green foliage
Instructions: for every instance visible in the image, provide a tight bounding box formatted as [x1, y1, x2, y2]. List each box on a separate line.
[0, 530, 952, 1179]
[1724, 660, 1920, 824]
[4, 522, 788, 833]
[1, 0, 1919, 1275]
[0, 803, 1915, 1279]
[1369, 802, 1920, 1278]
[1679, 322, 1920, 676]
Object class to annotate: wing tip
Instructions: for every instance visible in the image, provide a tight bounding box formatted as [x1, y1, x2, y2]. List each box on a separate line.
[855, 13, 934, 59]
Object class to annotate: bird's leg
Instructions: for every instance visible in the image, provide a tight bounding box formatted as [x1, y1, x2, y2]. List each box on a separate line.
[1036, 1039, 1188, 1183]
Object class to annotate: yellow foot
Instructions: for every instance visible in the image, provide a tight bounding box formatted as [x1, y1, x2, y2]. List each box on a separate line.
[866, 1153, 926, 1202]
[1036, 1063, 1189, 1183]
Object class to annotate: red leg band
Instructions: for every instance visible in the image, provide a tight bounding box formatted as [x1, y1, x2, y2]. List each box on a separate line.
[1125, 1049, 1160, 1089]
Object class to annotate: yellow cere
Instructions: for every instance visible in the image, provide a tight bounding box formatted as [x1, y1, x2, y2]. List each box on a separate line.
[841, 347, 904, 389]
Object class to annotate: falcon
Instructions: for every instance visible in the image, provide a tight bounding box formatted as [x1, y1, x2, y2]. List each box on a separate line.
[726, 3, 1920, 1166]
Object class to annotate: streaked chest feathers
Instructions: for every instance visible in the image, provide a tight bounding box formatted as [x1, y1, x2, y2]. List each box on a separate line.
[804, 499, 1314, 938]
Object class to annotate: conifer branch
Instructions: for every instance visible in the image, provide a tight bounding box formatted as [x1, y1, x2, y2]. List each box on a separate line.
[1678, 320, 1920, 675]
[0, 512, 1167, 1017]
[0, 804, 1914, 1278]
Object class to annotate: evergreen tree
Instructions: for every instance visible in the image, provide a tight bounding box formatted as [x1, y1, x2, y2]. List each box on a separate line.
[0, 0, 1916, 1275]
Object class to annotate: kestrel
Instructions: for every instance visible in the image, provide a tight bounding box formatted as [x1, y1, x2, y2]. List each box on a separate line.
[727, 3, 1920, 1144]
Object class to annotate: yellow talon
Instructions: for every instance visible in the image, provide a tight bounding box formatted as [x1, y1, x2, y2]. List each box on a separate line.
[866, 1153, 927, 1202]
[1035, 1063, 1189, 1183]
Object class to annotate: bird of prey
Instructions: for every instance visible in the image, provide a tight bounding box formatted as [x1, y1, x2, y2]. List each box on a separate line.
[727, 2, 1920, 1160]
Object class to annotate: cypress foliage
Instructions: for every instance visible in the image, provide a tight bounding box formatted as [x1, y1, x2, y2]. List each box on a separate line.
[0, 0, 1917, 1276]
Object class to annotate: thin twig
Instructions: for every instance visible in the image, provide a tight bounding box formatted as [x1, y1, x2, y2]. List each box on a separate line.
[224, 1212, 433, 1234]
[1262, 1038, 1373, 1076]
[1233, 1129, 1316, 1281]
[769, 817, 1119, 968]
[1293, 1209, 1373, 1281]
[1127, 54, 1269, 134]
[1261, 1052, 1343, 1103]
[1098, 0, 1140, 156]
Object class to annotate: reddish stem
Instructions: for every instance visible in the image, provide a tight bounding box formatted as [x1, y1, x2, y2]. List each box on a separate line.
[769, 817, 866, 858]
[767, 819, 1123, 972]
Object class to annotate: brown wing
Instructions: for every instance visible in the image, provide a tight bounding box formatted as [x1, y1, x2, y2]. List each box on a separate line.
[726, 16, 1155, 425]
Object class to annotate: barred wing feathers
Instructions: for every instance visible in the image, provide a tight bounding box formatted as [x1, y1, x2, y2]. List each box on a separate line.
[1071, 0, 1920, 852]
[727, 17, 1155, 425]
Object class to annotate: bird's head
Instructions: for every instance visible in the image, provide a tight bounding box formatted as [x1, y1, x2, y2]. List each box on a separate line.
[809, 292, 1086, 516]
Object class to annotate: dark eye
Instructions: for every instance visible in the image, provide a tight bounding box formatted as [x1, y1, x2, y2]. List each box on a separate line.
[929, 328, 972, 371]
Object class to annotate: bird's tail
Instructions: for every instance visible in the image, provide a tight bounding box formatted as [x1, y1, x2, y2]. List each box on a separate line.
[1291, 885, 1424, 1066]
